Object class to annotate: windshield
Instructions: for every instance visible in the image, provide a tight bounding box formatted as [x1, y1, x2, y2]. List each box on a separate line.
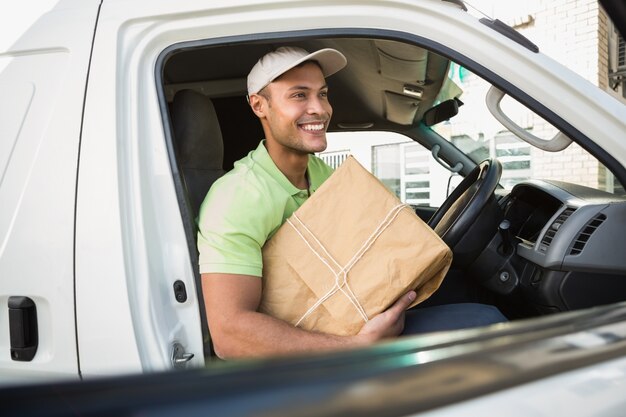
[431, 63, 626, 194]
[325, 61, 626, 208]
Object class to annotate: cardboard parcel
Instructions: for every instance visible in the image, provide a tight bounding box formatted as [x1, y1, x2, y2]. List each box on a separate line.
[260, 156, 452, 336]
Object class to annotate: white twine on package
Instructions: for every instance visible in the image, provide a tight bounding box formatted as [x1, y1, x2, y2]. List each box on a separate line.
[286, 203, 410, 327]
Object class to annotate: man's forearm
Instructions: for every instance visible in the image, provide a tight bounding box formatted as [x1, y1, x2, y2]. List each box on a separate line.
[202, 272, 414, 359]
[210, 309, 371, 359]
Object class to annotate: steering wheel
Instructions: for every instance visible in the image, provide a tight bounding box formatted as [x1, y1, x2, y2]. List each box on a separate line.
[428, 158, 502, 249]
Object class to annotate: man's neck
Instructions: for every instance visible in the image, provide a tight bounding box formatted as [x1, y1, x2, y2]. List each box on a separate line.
[265, 141, 309, 189]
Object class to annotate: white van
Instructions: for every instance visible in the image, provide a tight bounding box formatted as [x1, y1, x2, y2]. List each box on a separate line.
[2, 0, 626, 413]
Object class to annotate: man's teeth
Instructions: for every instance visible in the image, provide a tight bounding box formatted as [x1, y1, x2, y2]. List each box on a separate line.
[301, 123, 324, 131]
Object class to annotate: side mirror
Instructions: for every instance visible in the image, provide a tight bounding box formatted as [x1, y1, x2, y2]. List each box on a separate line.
[423, 98, 463, 127]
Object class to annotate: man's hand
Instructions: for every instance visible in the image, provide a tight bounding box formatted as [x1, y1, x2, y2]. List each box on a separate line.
[356, 291, 417, 343]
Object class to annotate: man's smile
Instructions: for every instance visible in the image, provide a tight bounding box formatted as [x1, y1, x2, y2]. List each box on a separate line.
[298, 121, 326, 133]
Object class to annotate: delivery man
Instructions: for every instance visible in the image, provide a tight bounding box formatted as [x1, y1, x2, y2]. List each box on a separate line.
[197, 47, 505, 359]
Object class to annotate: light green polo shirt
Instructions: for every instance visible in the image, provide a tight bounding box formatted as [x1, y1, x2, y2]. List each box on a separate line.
[197, 140, 334, 277]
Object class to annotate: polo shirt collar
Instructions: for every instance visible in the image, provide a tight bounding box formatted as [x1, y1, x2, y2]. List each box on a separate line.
[253, 140, 322, 196]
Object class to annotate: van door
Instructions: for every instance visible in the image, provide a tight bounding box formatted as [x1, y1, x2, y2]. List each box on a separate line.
[0, 0, 102, 381]
[75, 0, 206, 376]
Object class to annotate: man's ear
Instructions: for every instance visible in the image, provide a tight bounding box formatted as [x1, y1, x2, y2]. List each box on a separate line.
[249, 94, 267, 118]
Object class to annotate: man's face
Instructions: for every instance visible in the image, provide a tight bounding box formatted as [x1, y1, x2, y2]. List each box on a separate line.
[255, 62, 332, 155]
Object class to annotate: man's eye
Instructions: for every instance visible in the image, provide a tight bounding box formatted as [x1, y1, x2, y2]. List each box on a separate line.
[292, 92, 305, 98]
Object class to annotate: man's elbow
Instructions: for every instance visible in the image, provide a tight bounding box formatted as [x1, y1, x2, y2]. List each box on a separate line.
[208, 322, 247, 360]
[211, 337, 236, 360]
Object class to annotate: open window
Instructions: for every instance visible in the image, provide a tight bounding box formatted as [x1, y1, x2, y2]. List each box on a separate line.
[157, 32, 626, 359]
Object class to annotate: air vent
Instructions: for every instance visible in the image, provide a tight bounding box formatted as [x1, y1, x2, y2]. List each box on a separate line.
[539, 207, 576, 252]
[619, 33, 625, 68]
[569, 213, 607, 255]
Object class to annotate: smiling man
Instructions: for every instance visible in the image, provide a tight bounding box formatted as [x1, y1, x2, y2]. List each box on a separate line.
[197, 47, 506, 359]
[197, 47, 418, 359]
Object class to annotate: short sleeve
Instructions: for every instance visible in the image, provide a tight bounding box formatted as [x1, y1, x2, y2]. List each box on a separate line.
[197, 172, 281, 277]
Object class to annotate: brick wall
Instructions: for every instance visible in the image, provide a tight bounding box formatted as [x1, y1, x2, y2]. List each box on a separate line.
[513, 0, 601, 85]
[598, 6, 610, 90]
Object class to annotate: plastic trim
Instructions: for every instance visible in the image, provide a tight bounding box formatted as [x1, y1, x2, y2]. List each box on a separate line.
[486, 86, 573, 151]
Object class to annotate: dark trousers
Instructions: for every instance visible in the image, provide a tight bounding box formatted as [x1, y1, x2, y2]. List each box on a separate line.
[402, 303, 507, 335]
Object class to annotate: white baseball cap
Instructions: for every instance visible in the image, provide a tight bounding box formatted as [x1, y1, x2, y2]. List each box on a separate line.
[247, 46, 347, 95]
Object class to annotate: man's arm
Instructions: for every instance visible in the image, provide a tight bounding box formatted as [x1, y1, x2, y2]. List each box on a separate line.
[202, 273, 416, 359]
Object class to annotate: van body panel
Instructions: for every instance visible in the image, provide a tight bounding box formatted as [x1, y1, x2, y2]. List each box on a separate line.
[0, 1, 101, 382]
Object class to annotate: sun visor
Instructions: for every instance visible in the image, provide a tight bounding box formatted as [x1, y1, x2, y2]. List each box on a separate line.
[384, 91, 419, 125]
[375, 40, 428, 84]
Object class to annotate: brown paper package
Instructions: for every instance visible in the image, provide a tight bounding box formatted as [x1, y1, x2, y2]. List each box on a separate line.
[260, 156, 452, 336]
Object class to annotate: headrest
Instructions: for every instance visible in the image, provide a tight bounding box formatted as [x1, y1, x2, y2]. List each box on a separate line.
[171, 89, 224, 170]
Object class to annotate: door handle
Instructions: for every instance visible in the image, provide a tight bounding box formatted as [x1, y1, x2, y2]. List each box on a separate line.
[8, 296, 38, 362]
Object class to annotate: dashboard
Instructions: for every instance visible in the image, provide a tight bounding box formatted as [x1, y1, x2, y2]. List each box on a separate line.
[472, 180, 626, 315]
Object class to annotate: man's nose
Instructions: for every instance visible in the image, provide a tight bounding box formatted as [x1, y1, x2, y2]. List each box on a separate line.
[307, 96, 329, 115]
